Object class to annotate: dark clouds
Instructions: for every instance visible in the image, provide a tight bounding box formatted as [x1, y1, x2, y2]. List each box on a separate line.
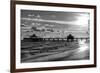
[21, 10, 83, 22]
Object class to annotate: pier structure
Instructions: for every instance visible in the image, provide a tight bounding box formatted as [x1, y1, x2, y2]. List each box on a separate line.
[42, 38, 89, 42]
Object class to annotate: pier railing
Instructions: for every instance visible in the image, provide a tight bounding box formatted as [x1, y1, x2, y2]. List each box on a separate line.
[23, 37, 89, 42]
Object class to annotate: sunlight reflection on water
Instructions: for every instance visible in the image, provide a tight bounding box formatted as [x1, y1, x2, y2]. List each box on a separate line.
[78, 40, 89, 52]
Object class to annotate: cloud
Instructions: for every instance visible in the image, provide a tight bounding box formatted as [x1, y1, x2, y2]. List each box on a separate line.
[21, 17, 76, 25]
[28, 14, 35, 17]
[21, 10, 89, 39]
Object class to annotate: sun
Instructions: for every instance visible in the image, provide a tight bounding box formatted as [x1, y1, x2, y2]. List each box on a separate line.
[74, 14, 90, 27]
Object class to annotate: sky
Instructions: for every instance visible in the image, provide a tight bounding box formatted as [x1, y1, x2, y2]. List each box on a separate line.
[21, 10, 90, 40]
